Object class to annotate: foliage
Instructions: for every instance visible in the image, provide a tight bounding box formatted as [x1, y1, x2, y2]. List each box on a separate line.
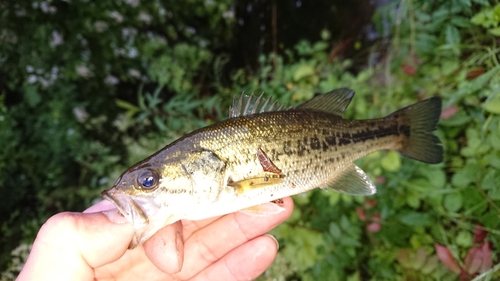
[1, 0, 500, 280]
[0, 0, 233, 271]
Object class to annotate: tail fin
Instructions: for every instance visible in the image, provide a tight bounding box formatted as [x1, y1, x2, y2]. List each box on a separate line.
[390, 97, 443, 164]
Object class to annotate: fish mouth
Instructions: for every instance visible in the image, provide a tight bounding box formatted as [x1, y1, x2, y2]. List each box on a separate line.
[101, 189, 149, 225]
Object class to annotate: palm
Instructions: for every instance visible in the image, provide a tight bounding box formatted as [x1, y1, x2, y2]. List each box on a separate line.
[94, 197, 294, 281]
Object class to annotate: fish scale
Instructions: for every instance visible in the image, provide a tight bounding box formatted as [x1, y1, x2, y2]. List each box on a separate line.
[102, 88, 443, 248]
[194, 111, 400, 196]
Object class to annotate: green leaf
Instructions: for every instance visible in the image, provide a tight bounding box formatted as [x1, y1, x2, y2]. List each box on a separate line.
[458, 0, 471, 7]
[456, 231, 472, 248]
[340, 236, 361, 247]
[440, 110, 471, 126]
[313, 41, 329, 52]
[320, 29, 331, 40]
[452, 162, 481, 188]
[481, 170, 500, 190]
[282, 227, 324, 270]
[488, 26, 500, 36]
[460, 137, 481, 157]
[484, 95, 500, 114]
[421, 255, 439, 274]
[445, 24, 460, 46]
[406, 191, 421, 209]
[489, 132, 500, 151]
[415, 33, 438, 55]
[472, 0, 491, 5]
[451, 16, 473, 28]
[480, 212, 500, 229]
[340, 215, 351, 230]
[488, 186, 500, 200]
[399, 211, 432, 227]
[484, 152, 500, 169]
[23, 83, 41, 107]
[346, 271, 361, 281]
[329, 222, 342, 239]
[425, 169, 446, 189]
[381, 151, 401, 172]
[293, 64, 315, 81]
[328, 191, 340, 205]
[444, 192, 463, 212]
[153, 116, 167, 131]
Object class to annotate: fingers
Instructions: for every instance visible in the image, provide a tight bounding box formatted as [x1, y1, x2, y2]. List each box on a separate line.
[174, 197, 294, 280]
[143, 221, 185, 274]
[17, 211, 134, 281]
[191, 235, 279, 281]
[181, 217, 221, 240]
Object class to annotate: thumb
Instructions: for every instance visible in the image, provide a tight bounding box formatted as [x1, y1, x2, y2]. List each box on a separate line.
[18, 206, 134, 281]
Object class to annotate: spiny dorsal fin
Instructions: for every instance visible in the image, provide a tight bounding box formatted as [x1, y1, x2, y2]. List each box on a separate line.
[296, 88, 355, 116]
[229, 92, 289, 118]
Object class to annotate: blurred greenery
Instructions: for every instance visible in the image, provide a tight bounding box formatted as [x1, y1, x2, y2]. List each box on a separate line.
[1, 0, 500, 280]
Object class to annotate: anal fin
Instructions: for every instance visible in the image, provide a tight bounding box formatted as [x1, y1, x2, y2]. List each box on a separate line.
[324, 164, 376, 196]
[228, 174, 284, 194]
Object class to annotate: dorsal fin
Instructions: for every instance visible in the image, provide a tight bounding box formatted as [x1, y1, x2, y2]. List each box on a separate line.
[229, 92, 288, 118]
[295, 88, 355, 116]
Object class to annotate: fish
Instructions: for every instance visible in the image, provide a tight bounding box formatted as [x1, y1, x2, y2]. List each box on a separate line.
[102, 88, 443, 248]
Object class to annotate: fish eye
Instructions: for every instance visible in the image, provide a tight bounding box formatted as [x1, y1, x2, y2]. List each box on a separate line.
[137, 170, 159, 190]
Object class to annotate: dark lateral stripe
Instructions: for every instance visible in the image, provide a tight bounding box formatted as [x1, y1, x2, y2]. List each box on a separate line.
[337, 124, 411, 144]
[278, 124, 411, 157]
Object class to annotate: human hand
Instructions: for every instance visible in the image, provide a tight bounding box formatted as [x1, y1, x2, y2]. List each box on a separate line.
[17, 197, 294, 281]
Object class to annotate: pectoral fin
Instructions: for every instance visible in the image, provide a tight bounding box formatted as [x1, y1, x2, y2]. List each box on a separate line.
[228, 174, 284, 194]
[239, 202, 285, 216]
[324, 164, 376, 196]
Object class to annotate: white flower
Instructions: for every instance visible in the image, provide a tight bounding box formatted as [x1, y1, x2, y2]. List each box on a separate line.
[76, 65, 93, 78]
[138, 12, 152, 24]
[186, 26, 196, 35]
[15, 8, 26, 16]
[127, 47, 138, 58]
[223, 9, 234, 19]
[73, 107, 89, 123]
[115, 48, 126, 56]
[125, 0, 139, 7]
[50, 67, 59, 80]
[128, 69, 141, 78]
[26, 65, 34, 73]
[40, 2, 57, 14]
[105, 75, 119, 85]
[121, 27, 137, 38]
[28, 75, 37, 84]
[50, 30, 63, 47]
[39, 77, 50, 88]
[94, 21, 108, 33]
[109, 11, 124, 23]
[0, 29, 17, 44]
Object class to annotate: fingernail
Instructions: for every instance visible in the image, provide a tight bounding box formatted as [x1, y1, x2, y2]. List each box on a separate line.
[102, 209, 129, 224]
[175, 231, 184, 269]
[265, 234, 279, 251]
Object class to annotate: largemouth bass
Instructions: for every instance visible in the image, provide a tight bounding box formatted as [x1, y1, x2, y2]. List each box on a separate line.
[102, 88, 443, 247]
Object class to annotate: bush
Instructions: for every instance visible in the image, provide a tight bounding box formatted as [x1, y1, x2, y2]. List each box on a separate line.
[1, 0, 499, 280]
